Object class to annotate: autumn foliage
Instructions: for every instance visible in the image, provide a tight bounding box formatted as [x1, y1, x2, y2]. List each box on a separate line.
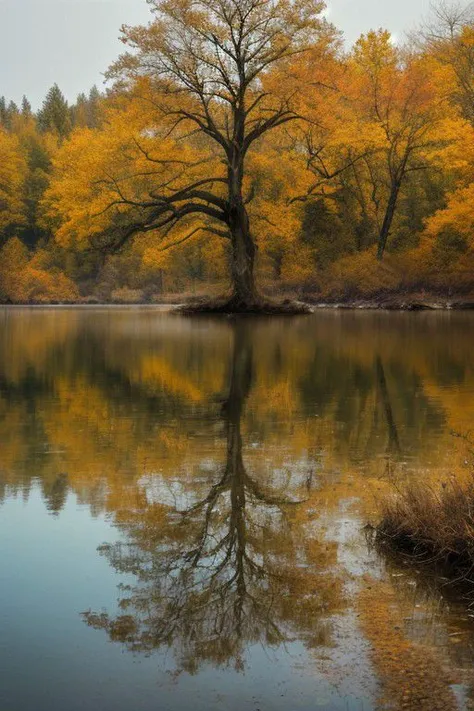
[0, 1, 473, 304]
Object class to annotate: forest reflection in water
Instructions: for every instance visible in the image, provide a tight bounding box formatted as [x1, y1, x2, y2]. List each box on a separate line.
[1, 308, 474, 703]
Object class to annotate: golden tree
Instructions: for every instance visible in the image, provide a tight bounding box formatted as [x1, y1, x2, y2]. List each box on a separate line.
[350, 31, 457, 259]
[53, 0, 335, 310]
[0, 129, 26, 239]
[420, 1, 474, 125]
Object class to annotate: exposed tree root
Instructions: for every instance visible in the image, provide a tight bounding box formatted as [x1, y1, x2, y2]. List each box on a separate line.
[176, 294, 313, 316]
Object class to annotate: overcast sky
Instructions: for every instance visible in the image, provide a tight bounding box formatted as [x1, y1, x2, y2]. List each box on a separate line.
[0, 0, 431, 109]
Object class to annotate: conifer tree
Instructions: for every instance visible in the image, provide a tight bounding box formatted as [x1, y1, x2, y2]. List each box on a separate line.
[37, 84, 71, 138]
[21, 96, 32, 117]
[0, 97, 10, 129]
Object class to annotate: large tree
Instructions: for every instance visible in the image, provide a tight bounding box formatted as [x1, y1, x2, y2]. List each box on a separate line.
[350, 30, 456, 259]
[420, 1, 474, 126]
[95, 0, 333, 308]
[0, 129, 27, 241]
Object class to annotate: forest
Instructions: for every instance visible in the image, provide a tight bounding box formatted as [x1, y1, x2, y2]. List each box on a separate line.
[0, 0, 473, 306]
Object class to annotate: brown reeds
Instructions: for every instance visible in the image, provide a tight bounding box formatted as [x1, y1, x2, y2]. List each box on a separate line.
[376, 475, 474, 583]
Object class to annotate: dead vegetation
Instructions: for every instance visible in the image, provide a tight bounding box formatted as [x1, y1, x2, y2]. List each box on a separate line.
[376, 474, 474, 585]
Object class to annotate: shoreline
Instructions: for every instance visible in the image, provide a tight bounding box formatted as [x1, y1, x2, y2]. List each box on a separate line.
[308, 299, 474, 311]
[1, 299, 474, 311]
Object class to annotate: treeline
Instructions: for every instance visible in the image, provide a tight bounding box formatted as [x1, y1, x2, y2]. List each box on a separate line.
[0, 2, 473, 304]
[0, 85, 105, 302]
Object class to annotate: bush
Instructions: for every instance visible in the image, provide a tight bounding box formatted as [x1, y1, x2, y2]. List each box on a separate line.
[0, 238, 79, 303]
[321, 250, 400, 298]
[110, 287, 145, 304]
[21, 268, 80, 303]
[376, 474, 474, 582]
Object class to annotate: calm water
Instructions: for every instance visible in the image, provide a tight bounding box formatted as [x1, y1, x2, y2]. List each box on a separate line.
[1, 307, 474, 711]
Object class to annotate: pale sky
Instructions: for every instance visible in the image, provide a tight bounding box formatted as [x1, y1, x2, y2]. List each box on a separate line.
[0, 0, 432, 109]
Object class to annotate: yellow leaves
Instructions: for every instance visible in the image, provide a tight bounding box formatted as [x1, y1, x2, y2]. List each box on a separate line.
[0, 130, 27, 231]
[353, 29, 397, 73]
[0, 236, 79, 303]
[425, 182, 474, 241]
[0, 237, 29, 299]
[17, 268, 79, 304]
[142, 246, 170, 270]
[44, 84, 222, 250]
[15, 2, 472, 299]
[349, 34, 449, 140]
[323, 248, 399, 298]
[43, 127, 113, 244]
[142, 226, 227, 288]
[426, 22, 474, 125]
[432, 120, 474, 174]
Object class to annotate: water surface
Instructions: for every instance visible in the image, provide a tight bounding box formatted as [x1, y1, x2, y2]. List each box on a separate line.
[1, 307, 474, 710]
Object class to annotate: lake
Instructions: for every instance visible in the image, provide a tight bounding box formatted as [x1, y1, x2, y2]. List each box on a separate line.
[1, 307, 474, 711]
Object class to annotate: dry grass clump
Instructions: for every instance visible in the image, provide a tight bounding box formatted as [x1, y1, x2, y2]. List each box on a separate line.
[377, 476, 474, 581]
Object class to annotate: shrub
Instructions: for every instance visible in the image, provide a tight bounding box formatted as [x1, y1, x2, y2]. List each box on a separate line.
[321, 249, 399, 298]
[21, 267, 80, 303]
[0, 237, 79, 303]
[376, 474, 474, 582]
[110, 287, 145, 304]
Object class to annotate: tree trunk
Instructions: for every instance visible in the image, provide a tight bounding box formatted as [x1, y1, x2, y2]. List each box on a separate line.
[229, 209, 257, 305]
[377, 180, 401, 260]
[227, 124, 258, 306]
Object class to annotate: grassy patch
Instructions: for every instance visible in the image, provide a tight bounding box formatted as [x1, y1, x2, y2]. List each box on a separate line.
[376, 476, 474, 583]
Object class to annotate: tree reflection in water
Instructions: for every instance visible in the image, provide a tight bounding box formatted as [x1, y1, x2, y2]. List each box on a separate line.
[83, 322, 342, 673]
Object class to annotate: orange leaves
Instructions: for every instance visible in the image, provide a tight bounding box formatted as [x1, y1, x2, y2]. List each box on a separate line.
[0, 237, 79, 303]
[44, 86, 221, 250]
[0, 130, 27, 233]
[423, 123, 474, 245]
[353, 29, 397, 76]
[350, 31, 447, 142]
[426, 182, 474, 242]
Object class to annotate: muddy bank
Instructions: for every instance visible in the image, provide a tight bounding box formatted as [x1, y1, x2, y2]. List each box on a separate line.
[176, 296, 312, 315]
[3, 294, 474, 310]
[305, 295, 474, 311]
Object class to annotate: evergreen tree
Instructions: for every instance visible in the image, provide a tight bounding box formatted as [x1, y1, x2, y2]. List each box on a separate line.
[0, 99, 21, 130]
[21, 96, 32, 117]
[37, 84, 71, 138]
[0, 97, 7, 128]
[7, 101, 19, 117]
[87, 85, 102, 129]
[70, 92, 88, 128]
[70, 86, 102, 129]
[21, 133, 53, 247]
